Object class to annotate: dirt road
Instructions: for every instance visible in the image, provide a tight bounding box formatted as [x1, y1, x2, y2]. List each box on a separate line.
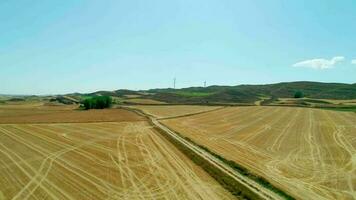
[162, 106, 356, 200]
[149, 116, 286, 200]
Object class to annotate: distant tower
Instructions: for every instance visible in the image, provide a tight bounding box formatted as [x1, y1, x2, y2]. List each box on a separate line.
[173, 78, 176, 89]
[204, 81, 206, 87]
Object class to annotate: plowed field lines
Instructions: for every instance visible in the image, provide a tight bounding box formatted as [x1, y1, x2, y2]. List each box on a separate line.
[163, 106, 356, 200]
[130, 105, 222, 119]
[0, 122, 235, 200]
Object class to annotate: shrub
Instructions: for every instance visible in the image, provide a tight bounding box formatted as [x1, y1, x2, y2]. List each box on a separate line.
[82, 96, 112, 110]
[294, 91, 304, 98]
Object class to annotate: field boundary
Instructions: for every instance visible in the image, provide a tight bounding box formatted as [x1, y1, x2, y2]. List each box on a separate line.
[152, 124, 259, 199]
[158, 106, 227, 120]
[122, 102, 255, 106]
[261, 100, 356, 112]
[124, 106, 295, 200]
[161, 128, 295, 200]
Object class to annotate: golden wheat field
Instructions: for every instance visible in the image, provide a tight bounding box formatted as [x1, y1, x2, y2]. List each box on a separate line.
[0, 119, 235, 200]
[130, 105, 222, 119]
[162, 106, 356, 200]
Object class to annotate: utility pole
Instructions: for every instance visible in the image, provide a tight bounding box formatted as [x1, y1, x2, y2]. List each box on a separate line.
[173, 78, 176, 89]
[204, 81, 206, 87]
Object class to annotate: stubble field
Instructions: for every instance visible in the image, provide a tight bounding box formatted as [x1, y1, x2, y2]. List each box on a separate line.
[0, 104, 235, 200]
[162, 106, 356, 200]
[0, 103, 142, 124]
[130, 105, 222, 119]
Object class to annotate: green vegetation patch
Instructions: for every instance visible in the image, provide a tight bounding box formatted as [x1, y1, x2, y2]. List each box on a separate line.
[81, 96, 112, 110]
[294, 91, 304, 98]
[80, 95, 95, 100]
[8, 98, 25, 102]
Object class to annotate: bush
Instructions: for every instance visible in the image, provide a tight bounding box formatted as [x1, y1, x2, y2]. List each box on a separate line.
[82, 96, 112, 110]
[294, 91, 304, 98]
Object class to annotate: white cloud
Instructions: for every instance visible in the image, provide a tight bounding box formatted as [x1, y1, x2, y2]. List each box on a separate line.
[292, 56, 345, 70]
[352, 59, 356, 65]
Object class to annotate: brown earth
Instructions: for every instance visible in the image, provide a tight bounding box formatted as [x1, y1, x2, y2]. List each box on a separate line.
[162, 106, 356, 200]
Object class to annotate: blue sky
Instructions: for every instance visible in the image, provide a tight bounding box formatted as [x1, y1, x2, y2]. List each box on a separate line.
[0, 0, 355, 95]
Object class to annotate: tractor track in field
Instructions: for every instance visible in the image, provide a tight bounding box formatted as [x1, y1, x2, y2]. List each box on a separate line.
[159, 106, 356, 200]
[0, 117, 235, 199]
[127, 107, 289, 200]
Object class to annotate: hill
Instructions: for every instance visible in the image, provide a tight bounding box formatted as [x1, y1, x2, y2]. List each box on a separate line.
[58, 81, 356, 105]
[144, 81, 356, 104]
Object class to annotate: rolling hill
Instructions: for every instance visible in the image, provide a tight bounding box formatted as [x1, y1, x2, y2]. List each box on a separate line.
[10, 81, 354, 105]
[144, 81, 356, 104]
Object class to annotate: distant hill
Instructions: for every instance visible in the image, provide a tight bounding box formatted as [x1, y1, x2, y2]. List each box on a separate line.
[244, 81, 356, 99]
[88, 89, 141, 97]
[65, 81, 356, 104]
[145, 81, 356, 104]
[147, 86, 258, 104]
[50, 96, 79, 104]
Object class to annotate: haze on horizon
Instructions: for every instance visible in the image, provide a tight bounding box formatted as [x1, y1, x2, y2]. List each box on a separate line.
[1, 0, 355, 95]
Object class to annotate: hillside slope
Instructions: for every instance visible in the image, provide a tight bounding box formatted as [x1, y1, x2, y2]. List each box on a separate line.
[146, 81, 356, 104]
[60, 81, 356, 104]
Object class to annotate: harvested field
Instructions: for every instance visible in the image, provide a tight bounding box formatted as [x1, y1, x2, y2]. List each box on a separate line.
[124, 98, 167, 105]
[0, 121, 235, 200]
[276, 98, 356, 106]
[131, 105, 222, 119]
[323, 99, 356, 106]
[123, 95, 142, 98]
[0, 108, 143, 124]
[162, 106, 356, 200]
[0, 101, 78, 111]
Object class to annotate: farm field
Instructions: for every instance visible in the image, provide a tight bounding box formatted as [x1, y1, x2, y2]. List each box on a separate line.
[271, 98, 356, 107]
[130, 105, 222, 119]
[323, 99, 356, 106]
[0, 104, 143, 124]
[0, 120, 235, 200]
[124, 98, 167, 105]
[162, 106, 356, 200]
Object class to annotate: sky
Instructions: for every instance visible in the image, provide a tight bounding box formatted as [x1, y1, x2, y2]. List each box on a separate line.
[0, 0, 355, 95]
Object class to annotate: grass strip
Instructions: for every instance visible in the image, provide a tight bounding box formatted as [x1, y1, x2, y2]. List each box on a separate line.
[153, 124, 295, 200]
[152, 125, 256, 200]
[124, 106, 295, 199]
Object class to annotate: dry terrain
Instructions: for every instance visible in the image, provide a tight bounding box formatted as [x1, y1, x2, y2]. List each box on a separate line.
[0, 108, 142, 124]
[124, 98, 167, 105]
[322, 99, 356, 106]
[275, 98, 356, 106]
[162, 106, 356, 200]
[0, 104, 235, 200]
[123, 95, 142, 98]
[0, 101, 143, 124]
[130, 105, 222, 119]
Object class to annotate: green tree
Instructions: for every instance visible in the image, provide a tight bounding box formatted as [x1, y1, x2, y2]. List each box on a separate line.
[82, 96, 112, 110]
[294, 91, 304, 98]
[83, 99, 92, 110]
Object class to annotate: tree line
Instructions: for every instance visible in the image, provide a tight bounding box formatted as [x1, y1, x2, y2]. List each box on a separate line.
[82, 96, 112, 110]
